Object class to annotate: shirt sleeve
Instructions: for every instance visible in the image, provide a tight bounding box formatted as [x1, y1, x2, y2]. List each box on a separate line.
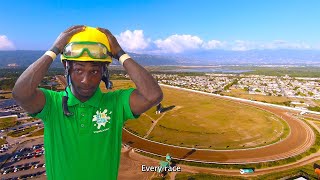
[28, 88, 53, 122]
[120, 88, 140, 122]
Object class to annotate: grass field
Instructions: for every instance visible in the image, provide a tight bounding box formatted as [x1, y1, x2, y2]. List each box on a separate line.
[313, 100, 320, 106]
[27, 128, 44, 137]
[0, 138, 7, 146]
[173, 163, 318, 180]
[7, 126, 37, 137]
[0, 92, 12, 99]
[0, 116, 17, 130]
[221, 88, 294, 104]
[108, 80, 289, 150]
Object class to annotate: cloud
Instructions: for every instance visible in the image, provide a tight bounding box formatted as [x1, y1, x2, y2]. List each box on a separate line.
[0, 35, 15, 50]
[203, 40, 225, 49]
[115, 30, 319, 54]
[154, 34, 203, 53]
[230, 40, 257, 51]
[115, 30, 150, 52]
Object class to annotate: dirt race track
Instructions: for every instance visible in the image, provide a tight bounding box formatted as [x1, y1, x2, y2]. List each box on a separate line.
[56, 75, 315, 164]
[122, 86, 315, 164]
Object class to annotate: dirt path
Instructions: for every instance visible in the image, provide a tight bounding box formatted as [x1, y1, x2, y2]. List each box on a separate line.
[143, 112, 166, 138]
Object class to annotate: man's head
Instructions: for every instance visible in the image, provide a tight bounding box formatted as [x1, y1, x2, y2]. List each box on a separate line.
[60, 26, 113, 114]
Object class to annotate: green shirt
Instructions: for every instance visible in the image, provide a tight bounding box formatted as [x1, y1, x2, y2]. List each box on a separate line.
[32, 87, 137, 180]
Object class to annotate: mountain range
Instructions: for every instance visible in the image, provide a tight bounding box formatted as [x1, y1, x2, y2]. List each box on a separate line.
[1, 49, 320, 68]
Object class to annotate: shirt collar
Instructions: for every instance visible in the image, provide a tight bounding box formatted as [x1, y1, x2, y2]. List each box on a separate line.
[65, 86, 103, 108]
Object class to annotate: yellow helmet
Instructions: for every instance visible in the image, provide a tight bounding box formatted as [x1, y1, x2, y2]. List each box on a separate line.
[60, 26, 112, 63]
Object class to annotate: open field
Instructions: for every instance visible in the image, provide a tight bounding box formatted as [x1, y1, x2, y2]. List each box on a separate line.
[7, 126, 37, 137]
[0, 116, 17, 129]
[118, 80, 289, 149]
[221, 88, 294, 104]
[27, 128, 44, 137]
[0, 91, 12, 99]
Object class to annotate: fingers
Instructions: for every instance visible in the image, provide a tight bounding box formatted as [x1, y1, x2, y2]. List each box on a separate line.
[65, 25, 85, 33]
[96, 27, 113, 37]
[68, 26, 85, 35]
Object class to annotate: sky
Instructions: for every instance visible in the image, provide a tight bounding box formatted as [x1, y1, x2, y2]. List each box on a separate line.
[1, 0, 320, 54]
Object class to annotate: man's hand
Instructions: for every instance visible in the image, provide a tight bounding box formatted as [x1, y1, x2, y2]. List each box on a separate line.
[96, 27, 123, 58]
[97, 27, 163, 115]
[52, 25, 85, 53]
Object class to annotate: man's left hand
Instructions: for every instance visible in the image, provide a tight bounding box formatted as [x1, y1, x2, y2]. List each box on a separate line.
[96, 27, 123, 59]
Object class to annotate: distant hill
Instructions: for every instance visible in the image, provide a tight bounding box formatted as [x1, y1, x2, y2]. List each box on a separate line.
[1, 49, 320, 68]
[0, 50, 180, 68]
[179, 49, 320, 65]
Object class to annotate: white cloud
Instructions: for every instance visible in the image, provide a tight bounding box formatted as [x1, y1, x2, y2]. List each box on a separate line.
[115, 30, 319, 54]
[0, 35, 15, 50]
[115, 30, 150, 52]
[203, 40, 225, 49]
[230, 40, 257, 51]
[154, 34, 203, 53]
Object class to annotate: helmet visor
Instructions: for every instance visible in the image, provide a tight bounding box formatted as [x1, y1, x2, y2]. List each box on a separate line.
[62, 42, 111, 59]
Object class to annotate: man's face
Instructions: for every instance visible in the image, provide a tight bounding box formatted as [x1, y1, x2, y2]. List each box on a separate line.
[69, 61, 104, 102]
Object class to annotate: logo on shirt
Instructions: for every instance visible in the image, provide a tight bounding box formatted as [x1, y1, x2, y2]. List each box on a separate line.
[92, 109, 112, 133]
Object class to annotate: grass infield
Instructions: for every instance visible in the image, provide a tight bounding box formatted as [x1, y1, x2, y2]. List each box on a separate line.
[106, 80, 289, 150]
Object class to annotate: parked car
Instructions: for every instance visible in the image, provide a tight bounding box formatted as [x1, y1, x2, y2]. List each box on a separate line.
[240, 168, 255, 174]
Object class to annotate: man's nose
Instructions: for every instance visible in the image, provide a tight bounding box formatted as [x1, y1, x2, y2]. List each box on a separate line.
[81, 73, 90, 84]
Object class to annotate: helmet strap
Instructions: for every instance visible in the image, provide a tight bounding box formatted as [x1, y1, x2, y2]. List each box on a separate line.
[102, 64, 112, 89]
[63, 61, 72, 116]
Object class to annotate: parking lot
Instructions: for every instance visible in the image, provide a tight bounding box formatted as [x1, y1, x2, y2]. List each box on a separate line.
[0, 138, 46, 180]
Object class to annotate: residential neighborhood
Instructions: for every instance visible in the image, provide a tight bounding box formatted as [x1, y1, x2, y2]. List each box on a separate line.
[154, 73, 320, 110]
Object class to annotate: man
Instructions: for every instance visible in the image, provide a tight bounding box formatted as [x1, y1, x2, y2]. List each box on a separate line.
[12, 25, 163, 180]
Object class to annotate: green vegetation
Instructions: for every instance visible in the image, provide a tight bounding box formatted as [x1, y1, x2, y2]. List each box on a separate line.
[224, 78, 239, 90]
[295, 91, 306, 96]
[7, 126, 37, 137]
[0, 78, 17, 90]
[308, 106, 320, 112]
[175, 173, 246, 180]
[271, 101, 292, 107]
[174, 165, 316, 180]
[27, 128, 44, 137]
[0, 138, 7, 146]
[0, 116, 17, 130]
[255, 89, 261, 92]
[255, 165, 316, 179]
[239, 66, 320, 77]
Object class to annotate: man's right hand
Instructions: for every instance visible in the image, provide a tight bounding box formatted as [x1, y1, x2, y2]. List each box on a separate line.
[52, 25, 85, 53]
